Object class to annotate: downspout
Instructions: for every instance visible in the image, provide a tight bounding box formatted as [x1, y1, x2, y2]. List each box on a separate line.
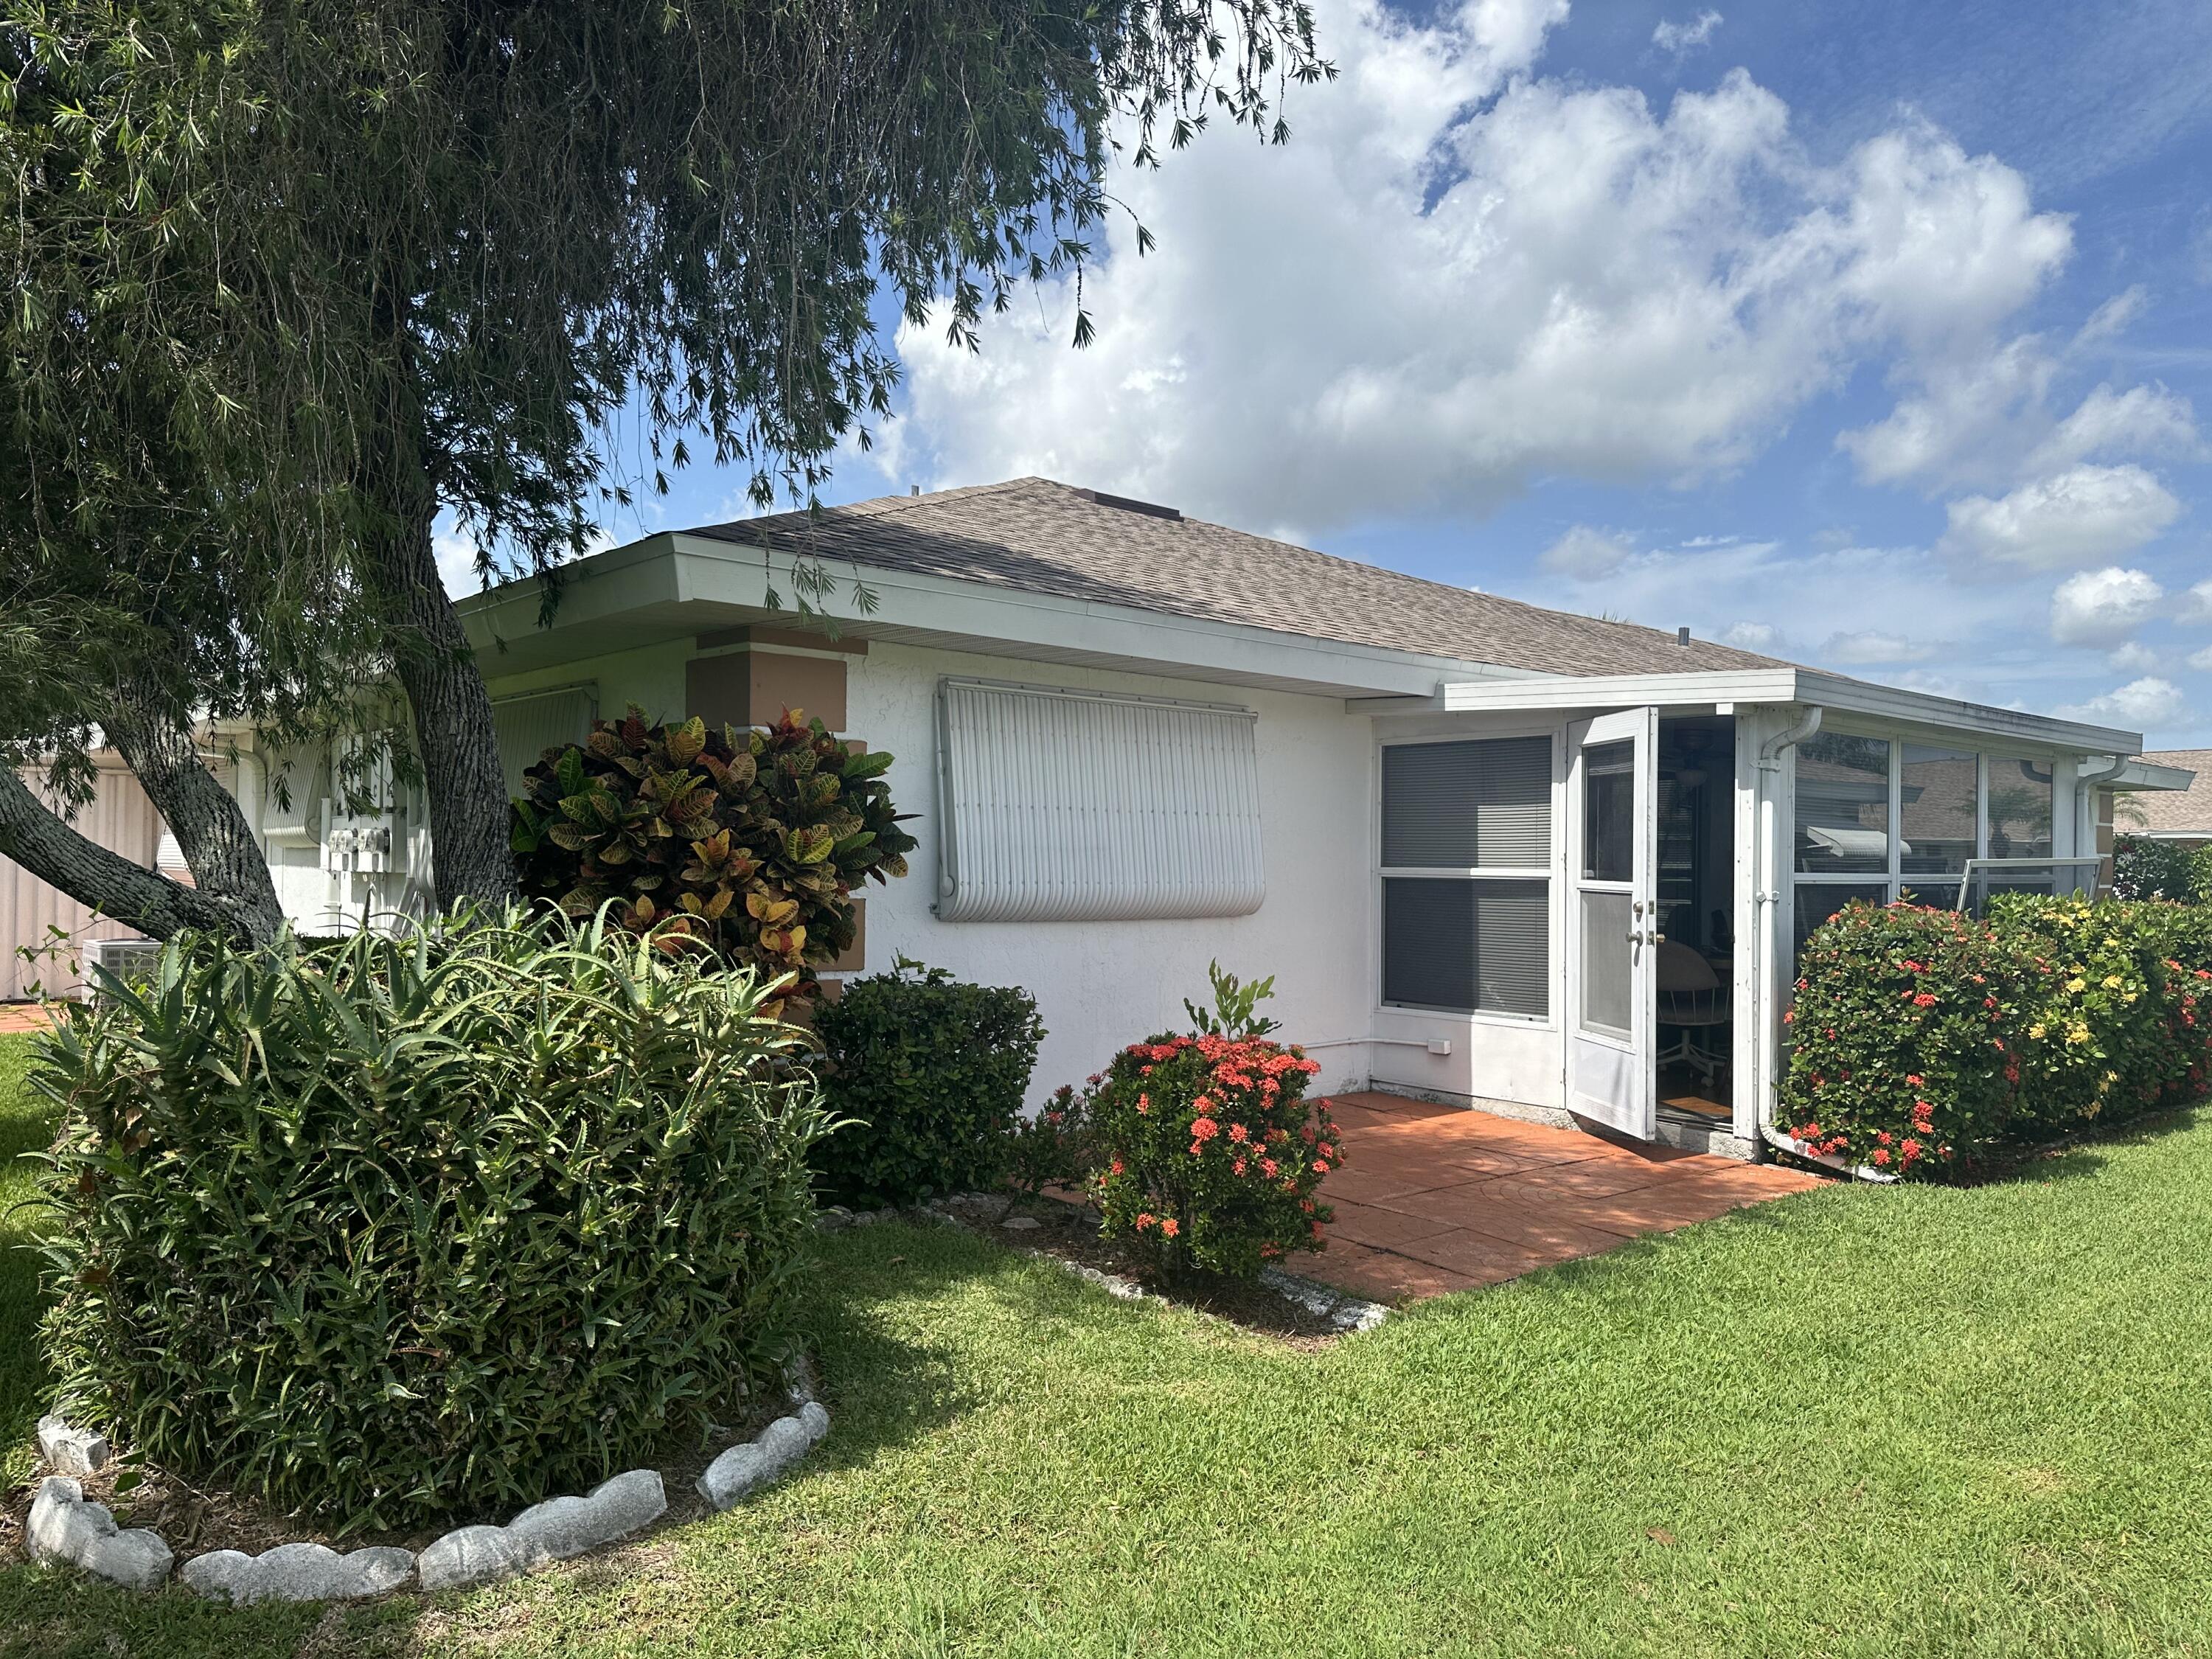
[2075, 754, 2129, 892]
[1748, 708, 1857, 1169]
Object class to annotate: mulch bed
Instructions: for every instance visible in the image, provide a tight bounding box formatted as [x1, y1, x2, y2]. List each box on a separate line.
[931, 1191, 1351, 1349]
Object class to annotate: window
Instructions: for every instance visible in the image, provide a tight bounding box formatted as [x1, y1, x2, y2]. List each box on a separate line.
[1795, 734, 1891, 874]
[1899, 743, 1977, 907]
[1987, 756, 2053, 860]
[934, 678, 1265, 922]
[1790, 731, 2074, 966]
[1380, 737, 1551, 1018]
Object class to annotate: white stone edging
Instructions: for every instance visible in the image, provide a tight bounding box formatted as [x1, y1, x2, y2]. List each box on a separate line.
[23, 1369, 829, 1604]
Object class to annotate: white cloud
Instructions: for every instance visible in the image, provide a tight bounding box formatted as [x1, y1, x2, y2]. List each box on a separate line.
[2190, 644, 2212, 671]
[1652, 10, 1723, 54]
[2182, 578, 2212, 623]
[2056, 676, 2191, 732]
[2108, 641, 2163, 672]
[1939, 464, 2181, 570]
[1540, 524, 1635, 580]
[2049, 566, 2165, 645]
[894, 0, 2077, 534]
[1719, 620, 1777, 649]
[1820, 630, 1939, 664]
[2023, 383, 2199, 476]
[434, 524, 484, 596]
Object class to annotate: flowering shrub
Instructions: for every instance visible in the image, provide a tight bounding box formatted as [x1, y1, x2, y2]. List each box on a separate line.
[1781, 902, 2015, 1176]
[1085, 1033, 1338, 1277]
[1992, 896, 2207, 1133]
[1007, 1083, 1093, 1198]
[1781, 894, 2212, 1178]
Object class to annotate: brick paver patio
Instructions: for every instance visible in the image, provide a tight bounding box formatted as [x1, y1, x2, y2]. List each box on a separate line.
[0, 1002, 56, 1033]
[1301, 1091, 1822, 1303]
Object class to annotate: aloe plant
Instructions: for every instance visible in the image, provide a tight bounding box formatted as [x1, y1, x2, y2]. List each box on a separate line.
[511, 706, 914, 999]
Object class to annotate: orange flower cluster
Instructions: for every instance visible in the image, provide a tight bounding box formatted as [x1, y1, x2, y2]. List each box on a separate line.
[1080, 1031, 1338, 1277]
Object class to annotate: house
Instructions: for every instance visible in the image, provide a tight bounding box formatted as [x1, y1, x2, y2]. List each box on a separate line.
[437, 476, 2192, 1163]
[8, 476, 2192, 1156]
[2120, 749, 2212, 848]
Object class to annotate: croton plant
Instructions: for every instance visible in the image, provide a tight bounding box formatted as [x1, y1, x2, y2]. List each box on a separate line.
[512, 706, 915, 1000]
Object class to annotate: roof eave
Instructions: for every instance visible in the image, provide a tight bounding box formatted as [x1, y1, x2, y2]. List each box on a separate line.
[1444, 667, 2142, 754]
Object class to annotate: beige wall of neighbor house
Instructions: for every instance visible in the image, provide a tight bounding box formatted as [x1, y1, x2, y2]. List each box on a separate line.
[1, 759, 170, 1001]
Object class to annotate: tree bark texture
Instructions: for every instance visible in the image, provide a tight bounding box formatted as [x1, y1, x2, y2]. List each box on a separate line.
[0, 766, 262, 944]
[104, 699, 285, 944]
[369, 507, 518, 910]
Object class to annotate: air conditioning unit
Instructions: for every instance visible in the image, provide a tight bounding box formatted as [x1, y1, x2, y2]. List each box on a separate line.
[83, 937, 162, 999]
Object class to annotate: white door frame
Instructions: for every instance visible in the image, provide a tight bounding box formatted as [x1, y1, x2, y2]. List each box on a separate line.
[1565, 706, 1660, 1140]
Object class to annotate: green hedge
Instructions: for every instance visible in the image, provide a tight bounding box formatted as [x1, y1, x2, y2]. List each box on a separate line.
[812, 961, 1044, 1208]
[1781, 894, 2212, 1178]
[32, 908, 830, 1531]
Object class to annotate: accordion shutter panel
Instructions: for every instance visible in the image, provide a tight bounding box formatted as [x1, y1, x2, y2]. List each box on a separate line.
[936, 679, 1266, 922]
[493, 686, 597, 793]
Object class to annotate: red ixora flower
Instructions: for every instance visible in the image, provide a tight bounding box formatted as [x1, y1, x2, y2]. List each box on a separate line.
[1161, 1217, 1180, 1238]
[1135, 1212, 1157, 1231]
[1191, 1116, 1220, 1141]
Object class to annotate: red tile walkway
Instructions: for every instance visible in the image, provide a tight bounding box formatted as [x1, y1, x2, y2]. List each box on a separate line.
[0, 1002, 56, 1033]
[1301, 1091, 1821, 1304]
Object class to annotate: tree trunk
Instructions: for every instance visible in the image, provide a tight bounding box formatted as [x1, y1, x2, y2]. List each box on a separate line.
[105, 700, 285, 945]
[0, 767, 268, 945]
[370, 505, 518, 910]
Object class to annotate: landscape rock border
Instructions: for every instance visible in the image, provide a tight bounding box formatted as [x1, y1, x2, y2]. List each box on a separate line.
[21, 1362, 828, 1605]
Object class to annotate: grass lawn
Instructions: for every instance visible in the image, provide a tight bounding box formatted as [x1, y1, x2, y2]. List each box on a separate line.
[3, 1027, 2211, 1657]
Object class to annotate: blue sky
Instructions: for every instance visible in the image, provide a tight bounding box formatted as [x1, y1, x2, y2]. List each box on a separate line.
[460, 0, 2212, 747]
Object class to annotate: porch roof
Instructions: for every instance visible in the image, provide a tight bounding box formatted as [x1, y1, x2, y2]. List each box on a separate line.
[1436, 667, 2145, 757]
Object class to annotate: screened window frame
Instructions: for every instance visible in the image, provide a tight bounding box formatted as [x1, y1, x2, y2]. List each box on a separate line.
[1374, 731, 1559, 1024]
[1789, 724, 2073, 917]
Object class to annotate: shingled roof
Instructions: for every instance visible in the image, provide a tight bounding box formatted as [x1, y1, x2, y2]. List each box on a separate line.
[2130, 750, 2212, 836]
[688, 476, 1794, 679]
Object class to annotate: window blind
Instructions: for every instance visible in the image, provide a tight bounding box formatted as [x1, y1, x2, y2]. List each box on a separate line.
[1382, 877, 1549, 1018]
[1381, 737, 1551, 868]
[493, 686, 597, 793]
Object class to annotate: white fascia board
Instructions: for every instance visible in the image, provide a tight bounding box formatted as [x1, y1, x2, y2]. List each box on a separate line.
[1441, 666, 2140, 754]
[1443, 669, 1801, 713]
[2112, 759, 2199, 793]
[462, 532, 1523, 699]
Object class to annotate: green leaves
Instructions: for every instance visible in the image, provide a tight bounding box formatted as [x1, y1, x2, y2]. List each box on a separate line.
[511, 706, 918, 994]
[813, 964, 1044, 1209]
[32, 907, 832, 1532]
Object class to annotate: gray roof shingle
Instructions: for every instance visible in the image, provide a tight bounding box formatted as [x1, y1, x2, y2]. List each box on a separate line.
[2131, 750, 2211, 835]
[688, 476, 1795, 679]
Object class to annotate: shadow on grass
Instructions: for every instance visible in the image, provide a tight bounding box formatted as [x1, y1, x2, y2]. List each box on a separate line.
[1967, 1099, 2206, 1187]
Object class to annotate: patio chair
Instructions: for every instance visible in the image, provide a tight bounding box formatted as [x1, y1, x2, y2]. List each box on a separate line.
[1656, 940, 1730, 1088]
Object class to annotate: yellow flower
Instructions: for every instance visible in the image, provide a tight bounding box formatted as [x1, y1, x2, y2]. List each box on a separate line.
[2028, 1023, 2048, 1040]
[2067, 1024, 2092, 1045]
[2102, 975, 2124, 990]
[2066, 978, 2087, 994]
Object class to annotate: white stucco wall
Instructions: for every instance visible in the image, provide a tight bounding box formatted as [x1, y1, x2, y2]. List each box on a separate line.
[839, 642, 1381, 1102]
[491, 636, 1384, 1105]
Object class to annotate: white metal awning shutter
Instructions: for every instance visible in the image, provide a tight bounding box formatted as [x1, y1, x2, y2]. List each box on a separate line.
[935, 678, 1266, 922]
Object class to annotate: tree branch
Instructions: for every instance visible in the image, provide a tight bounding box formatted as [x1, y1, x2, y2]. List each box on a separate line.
[0, 767, 271, 946]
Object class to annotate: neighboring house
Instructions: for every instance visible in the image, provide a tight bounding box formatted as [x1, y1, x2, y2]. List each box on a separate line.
[0, 757, 180, 1001]
[452, 476, 2188, 1161]
[2120, 749, 2212, 848]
